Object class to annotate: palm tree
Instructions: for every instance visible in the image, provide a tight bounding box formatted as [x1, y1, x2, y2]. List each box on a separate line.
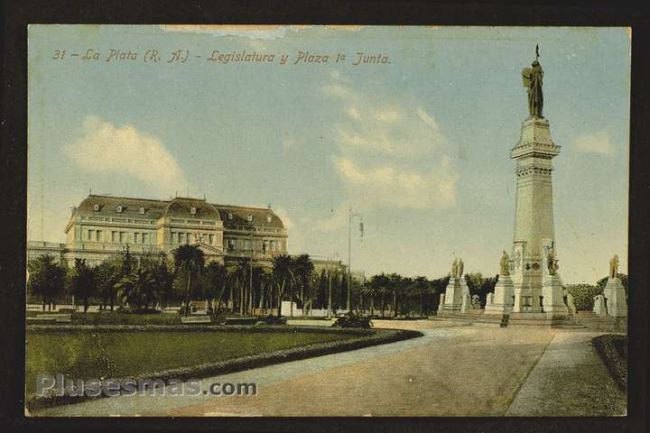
[173, 245, 205, 317]
[272, 254, 294, 317]
[253, 266, 272, 313]
[293, 254, 314, 317]
[69, 258, 97, 313]
[204, 262, 228, 313]
[227, 258, 249, 316]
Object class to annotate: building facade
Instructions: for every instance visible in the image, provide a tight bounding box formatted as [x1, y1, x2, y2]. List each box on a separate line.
[28, 194, 288, 267]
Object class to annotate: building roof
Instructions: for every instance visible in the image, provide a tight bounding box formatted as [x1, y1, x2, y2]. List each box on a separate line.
[72, 194, 285, 229]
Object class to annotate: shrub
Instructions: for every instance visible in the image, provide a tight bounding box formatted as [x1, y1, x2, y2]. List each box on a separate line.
[565, 284, 601, 311]
[332, 313, 373, 329]
[262, 315, 287, 325]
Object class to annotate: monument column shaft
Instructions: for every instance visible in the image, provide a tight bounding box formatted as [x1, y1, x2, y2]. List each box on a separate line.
[513, 158, 555, 256]
[509, 117, 561, 314]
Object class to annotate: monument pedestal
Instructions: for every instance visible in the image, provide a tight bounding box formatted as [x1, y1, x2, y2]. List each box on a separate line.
[441, 277, 469, 313]
[485, 275, 514, 315]
[542, 274, 569, 320]
[603, 277, 627, 318]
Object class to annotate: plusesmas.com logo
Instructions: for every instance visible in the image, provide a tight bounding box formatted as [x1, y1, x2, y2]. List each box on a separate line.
[36, 374, 257, 398]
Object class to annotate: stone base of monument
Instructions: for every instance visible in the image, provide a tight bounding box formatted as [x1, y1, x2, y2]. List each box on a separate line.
[603, 277, 627, 318]
[484, 275, 514, 315]
[439, 277, 470, 314]
[542, 274, 570, 321]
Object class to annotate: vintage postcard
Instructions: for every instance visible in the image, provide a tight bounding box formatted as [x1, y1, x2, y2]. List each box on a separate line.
[26, 25, 630, 417]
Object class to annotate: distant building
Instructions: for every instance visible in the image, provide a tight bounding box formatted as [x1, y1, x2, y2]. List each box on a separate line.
[28, 194, 288, 267]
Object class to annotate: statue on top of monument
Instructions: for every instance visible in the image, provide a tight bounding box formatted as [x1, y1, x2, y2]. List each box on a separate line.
[609, 254, 619, 279]
[451, 258, 458, 279]
[458, 258, 464, 278]
[547, 248, 558, 276]
[500, 250, 510, 276]
[521, 44, 544, 119]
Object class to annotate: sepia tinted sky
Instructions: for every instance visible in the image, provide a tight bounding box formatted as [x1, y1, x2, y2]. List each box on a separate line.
[28, 25, 630, 283]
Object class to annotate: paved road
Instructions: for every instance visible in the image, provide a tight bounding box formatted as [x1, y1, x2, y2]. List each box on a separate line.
[32, 321, 624, 417]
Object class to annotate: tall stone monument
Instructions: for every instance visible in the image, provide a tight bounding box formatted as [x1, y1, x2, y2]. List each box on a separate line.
[509, 48, 568, 320]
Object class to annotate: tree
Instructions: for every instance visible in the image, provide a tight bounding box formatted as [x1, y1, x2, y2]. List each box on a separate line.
[69, 258, 97, 313]
[464, 272, 499, 307]
[272, 254, 294, 317]
[95, 257, 121, 311]
[370, 273, 391, 317]
[293, 254, 314, 316]
[204, 262, 228, 313]
[252, 266, 273, 312]
[566, 283, 601, 311]
[412, 276, 430, 317]
[227, 258, 250, 315]
[27, 255, 66, 311]
[151, 253, 174, 308]
[116, 264, 157, 311]
[173, 245, 205, 317]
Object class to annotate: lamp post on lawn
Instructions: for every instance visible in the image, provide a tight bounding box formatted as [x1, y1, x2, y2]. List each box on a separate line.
[347, 208, 363, 312]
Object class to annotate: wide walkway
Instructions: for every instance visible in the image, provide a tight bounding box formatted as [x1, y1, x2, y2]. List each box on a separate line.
[32, 321, 625, 417]
[506, 331, 626, 416]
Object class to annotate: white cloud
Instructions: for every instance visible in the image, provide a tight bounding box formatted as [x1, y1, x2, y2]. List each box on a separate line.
[273, 207, 305, 253]
[573, 131, 614, 155]
[322, 81, 447, 158]
[317, 74, 458, 225]
[63, 116, 189, 195]
[335, 156, 457, 210]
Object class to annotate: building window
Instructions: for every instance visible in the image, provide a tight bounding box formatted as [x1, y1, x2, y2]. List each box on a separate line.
[269, 240, 275, 251]
[247, 214, 253, 222]
[134, 233, 140, 243]
[228, 239, 235, 250]
[209, 234, 215, 245]
[267, 215, 272, 223]
[96, 230, 102, 242]
[139, 207, 145, 215]
[116, 205, 124, 213]
[120, 232, 126, 243]
[190, 206, 197, 215]
[228, 212, 233, 220]
[112, 231, 118, 243]
[92, 204, 100, 212]
[142, 233, 148, 244]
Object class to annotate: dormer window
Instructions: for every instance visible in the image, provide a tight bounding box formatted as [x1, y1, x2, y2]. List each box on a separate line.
[247, 214, 253, 222]
[190, 207, 197, 215]
[138, 207, 145, 215]
[116, 205, 124, 213]
[92, 204, 100, 212]
[266, 215, 272, 223]
[228, 213, 233, 220]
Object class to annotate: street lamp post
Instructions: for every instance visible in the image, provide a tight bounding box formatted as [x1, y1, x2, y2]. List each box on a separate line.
[347, 208, 362, 312]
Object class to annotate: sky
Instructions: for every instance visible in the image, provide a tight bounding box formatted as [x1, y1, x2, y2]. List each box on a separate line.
[27, 25, 630, 284]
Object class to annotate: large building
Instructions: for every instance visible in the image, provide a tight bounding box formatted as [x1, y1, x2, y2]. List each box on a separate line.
[28, 194, 289, 267]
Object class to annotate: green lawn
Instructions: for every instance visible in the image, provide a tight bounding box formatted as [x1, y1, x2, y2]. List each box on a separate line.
[26, 329, 356, 395]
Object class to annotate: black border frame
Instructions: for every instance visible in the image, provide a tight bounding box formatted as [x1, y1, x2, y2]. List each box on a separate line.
[1, 1, 648, 432]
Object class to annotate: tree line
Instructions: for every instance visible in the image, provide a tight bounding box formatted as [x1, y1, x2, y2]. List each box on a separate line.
[28, 245, 511, 317]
